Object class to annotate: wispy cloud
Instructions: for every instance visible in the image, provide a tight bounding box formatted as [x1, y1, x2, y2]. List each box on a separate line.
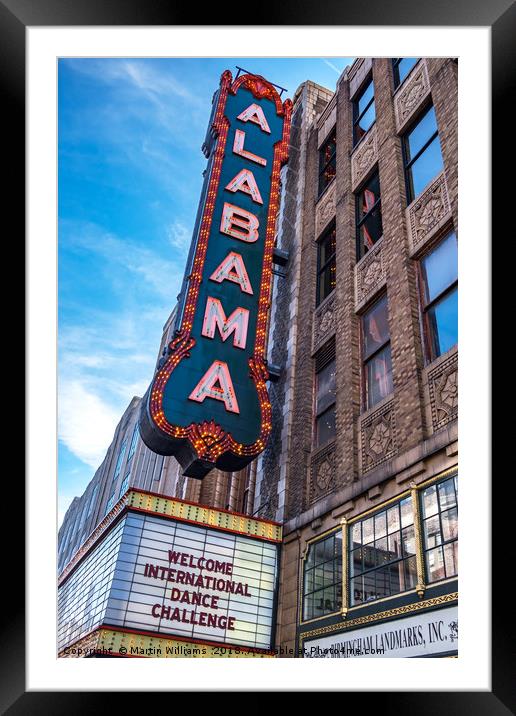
[167, 220, 192, 251]
[322, 58, 344, 76]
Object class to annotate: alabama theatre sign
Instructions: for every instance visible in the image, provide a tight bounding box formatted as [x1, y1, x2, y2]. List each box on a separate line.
[140, 70, 292, 478]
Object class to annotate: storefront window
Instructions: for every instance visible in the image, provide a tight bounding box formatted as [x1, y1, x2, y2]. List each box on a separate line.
[349, 496, 416, 606]
[421, 475, 458, 583]
[303, 531, 342, 620]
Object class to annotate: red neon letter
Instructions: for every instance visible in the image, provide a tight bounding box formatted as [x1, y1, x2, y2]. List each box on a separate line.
[233, 129, 267, 166]
[237, 103, 271, 134]
[188, 360, 240, 414]
[225, 168, 263, 205]
[209, 251, 253, 295]
[202, 297, 249, 350]
[220, 202, 259, 243]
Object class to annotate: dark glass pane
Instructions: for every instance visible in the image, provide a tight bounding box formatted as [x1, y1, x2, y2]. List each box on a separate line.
[303, 596, 313, 621]
[441, 507, 458, 542]
[363, 295, 389, 358]
[317, 258, 336, 304]
[406, 105, 439, 160]
[443, 541, 458, 578]
[304, 568, 314, 593]
[374, 537, 389, 566]
[396, 57, 418, 86]
[422, 483, 438, 518]
[357, 80, 374, 115]
[426, 546, 446, 582]
[316, 359, 336, 414]
[362, 517, 374, 544]
[422, 232, 458, 303]
[351, 547, 363, 576]
[351, 522, 362, 547]
[427, 287, 458, 357]
[363, 543, 376, 570]
[359, 173, 380, 219]
[355, 102, 375, 142]
[374, 511, 387, 539]
[334, 531, 343, 558]
[387, 506, 400, 533]
[315, 405, 336, 447]
[363, 572, 376, 602]
[366, 344, 393, 408]
[314, 540, 326, 564]
[358, 204, 383, 256]
[319, 134, 336, 193]
[374, 567, 391, 599]
[438, 477, 457, 510]
[402, 525, 416, 556]
[400, 497, 414, 527]
[350, 576, 363, 605]
[318, 228, 336, 267]
[408, 135, 444, 198]
[424, 515, 442, 549]
[388, 530, 402, 559]
[403, 556, 418, 590]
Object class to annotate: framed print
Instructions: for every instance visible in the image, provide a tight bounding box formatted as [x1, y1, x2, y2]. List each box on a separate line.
[5, 0, 509, 708]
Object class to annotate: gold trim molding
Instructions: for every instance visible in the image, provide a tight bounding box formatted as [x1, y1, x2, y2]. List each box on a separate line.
[300, 592, 458, 641]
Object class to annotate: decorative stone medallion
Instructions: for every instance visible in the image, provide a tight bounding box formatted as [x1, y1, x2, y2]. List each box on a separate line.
[394, 60, 430, 133]
[428, 350, 458, 431]
[361, 399, 397, 473]
[312, 293, 336, 354]
[407, 172, 452, 256]
[351, 125, 378, 191]
[355, 237, 386, 310]
[315, 180, 336, 237]
[310, 443, 336, 503]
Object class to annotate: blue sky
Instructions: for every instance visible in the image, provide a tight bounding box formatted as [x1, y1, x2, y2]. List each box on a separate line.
[58, 56, 353, 524]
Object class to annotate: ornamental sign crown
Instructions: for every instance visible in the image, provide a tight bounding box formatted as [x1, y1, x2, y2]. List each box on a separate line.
[139, 70, 292, 478]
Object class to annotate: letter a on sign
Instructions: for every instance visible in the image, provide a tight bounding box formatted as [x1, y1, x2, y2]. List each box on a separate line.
[189, 360, 240, 413]
[237, 103, 271, 134]
[225, 169, 263, 204]
[210, 251, 253, 294]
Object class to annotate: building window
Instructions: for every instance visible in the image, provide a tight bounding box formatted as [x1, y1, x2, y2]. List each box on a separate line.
[128, 423, 139, 461]
[349, 496, 416, 606]
[403, 104, 444, 202]
[316, 224, 336, 306]
[303, 531, 342, 620]
[419, 230, 458, 360]
[356, 171, 383, 260]
[362, 295, 393, 409]
[392, 57, 418, 88]
[421, 475, 458, 583]
[118, 474, 130, 499]
[318, 130, 336, 196]
[353, 77, 375, 146]
[314, 340, 336, 449]
[104, 493, 116, 516]
[113, 439, 127, 480]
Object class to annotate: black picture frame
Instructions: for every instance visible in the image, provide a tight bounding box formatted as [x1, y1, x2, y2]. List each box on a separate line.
[7, 0, 508, 709]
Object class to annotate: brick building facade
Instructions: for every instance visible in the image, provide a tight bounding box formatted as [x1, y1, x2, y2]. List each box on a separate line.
[59, 58, 458, 658]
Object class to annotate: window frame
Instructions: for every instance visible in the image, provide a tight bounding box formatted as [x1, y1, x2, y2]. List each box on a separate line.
[420, 474, 458, 584]
[355, 170, 383, 261]
[392, 57, 418, 89]
[417, 230, 458, 363]
[318, 129, 337, 198]
[302, 529, 343, 622]
[313, 341, 337, 450]
[360, 294, 393, 411]
[402, 103, 442, 203]
[352, 76, 375, 147]
[348, 494, 417, 608]
[316, 222, 337, 307]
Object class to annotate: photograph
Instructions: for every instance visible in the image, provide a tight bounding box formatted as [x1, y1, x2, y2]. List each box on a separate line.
[56, 55, 459, 661]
